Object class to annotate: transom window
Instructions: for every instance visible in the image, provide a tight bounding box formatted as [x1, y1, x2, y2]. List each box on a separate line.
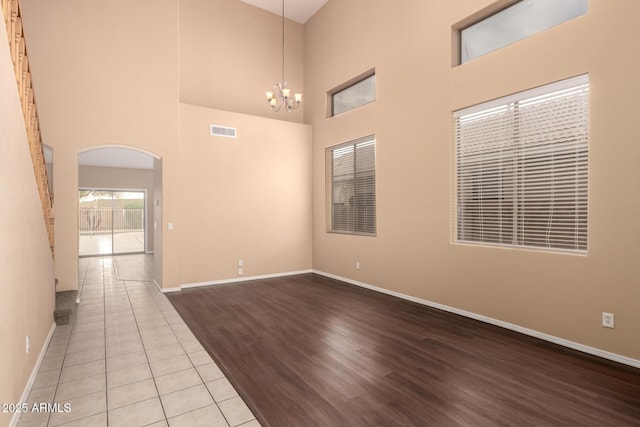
[330, 73, 376, 117]
[460, 0, 588, 64]
[453, 75, 589, 252]
[330, 136, 376, 235]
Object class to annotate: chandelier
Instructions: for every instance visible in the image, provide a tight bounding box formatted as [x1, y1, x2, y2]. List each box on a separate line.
[266, 0, 301, 112]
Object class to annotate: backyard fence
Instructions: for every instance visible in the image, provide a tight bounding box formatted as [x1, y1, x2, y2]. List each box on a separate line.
[79, 208, 144, 235]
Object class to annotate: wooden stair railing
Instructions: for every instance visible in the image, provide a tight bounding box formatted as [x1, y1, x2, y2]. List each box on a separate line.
[2, 0, 54, 256]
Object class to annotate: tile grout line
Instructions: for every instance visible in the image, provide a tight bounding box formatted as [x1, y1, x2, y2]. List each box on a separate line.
[159, 285, 244, 427]
[143, 279, 236, 426]
[163, 300, 232, 426]
[42, 257, 92, 427]
[42, 256, 99, 427]
[121, 275, 170, 424]
[103, 257, 110, 427]
[145, 282, 220, 423]
[62, 257, 108, 426]
[38, 256, 257, 427]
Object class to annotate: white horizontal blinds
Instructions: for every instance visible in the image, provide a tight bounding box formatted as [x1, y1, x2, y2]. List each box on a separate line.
[331, 136, 376, 235]
[516, 83, 589, 250]
[454, 75, 589, 252]
[456, 104, 517, 245]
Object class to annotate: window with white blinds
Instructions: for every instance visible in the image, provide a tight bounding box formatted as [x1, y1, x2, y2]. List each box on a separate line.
[330, 136, 376, 235]
[453, 75, 589, 252]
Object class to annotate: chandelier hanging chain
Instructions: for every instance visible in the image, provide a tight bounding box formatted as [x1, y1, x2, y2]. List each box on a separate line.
[265, 0, 301, 112]
[281, 0, 285, 85]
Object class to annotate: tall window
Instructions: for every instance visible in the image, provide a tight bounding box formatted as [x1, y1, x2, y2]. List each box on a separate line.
[459, 0, 588, 64]
[330, 136, 376, 235]
[453, 75, 589, 252]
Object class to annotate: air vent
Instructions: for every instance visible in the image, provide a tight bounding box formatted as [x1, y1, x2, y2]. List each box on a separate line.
[210, 124, 237, 138]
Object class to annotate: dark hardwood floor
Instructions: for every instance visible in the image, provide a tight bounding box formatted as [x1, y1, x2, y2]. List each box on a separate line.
[168, 274, 640, 427]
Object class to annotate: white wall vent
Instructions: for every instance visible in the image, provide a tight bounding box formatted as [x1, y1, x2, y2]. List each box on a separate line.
[210, 124, 237, 138]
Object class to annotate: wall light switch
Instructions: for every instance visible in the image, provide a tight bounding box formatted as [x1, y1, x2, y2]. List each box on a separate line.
[167, 222, 174, 231]
[238, 259, 244, 267]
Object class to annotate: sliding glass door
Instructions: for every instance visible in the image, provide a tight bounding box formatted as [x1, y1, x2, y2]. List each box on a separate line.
[79, 190, 145, 256]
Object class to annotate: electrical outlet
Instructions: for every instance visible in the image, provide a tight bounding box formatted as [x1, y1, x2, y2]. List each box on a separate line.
[25, 336, 30, 354]
[355, 261, 360, 270]
[238, 268, 243, 276]
[602, 312, 615, 328]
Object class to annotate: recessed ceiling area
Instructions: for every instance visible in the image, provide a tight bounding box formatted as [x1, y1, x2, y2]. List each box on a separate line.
[78, 148, 154, 170]
[239, 0, 328, 24]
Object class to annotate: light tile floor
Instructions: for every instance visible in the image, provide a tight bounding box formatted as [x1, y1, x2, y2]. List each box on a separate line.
[79, 232, 145, 257]
[18, 256, 261, 427]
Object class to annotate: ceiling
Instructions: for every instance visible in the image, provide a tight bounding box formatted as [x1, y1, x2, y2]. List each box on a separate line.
[78, 148, 155, 170]
[239, 0, 328, 24]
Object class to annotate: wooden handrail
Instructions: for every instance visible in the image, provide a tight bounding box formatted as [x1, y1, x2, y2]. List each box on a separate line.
[2, 0, 54, 257]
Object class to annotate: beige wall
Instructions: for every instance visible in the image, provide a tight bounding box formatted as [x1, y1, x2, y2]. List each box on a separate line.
[79, 165, 156, 251]
[21, 0, 181, 291]
[180, 0, 304, 123]
[20, 0, 309, 291]
[178, 104, 312, 285]
[307, 0, 640, 360]
[0, 23, 55, 427]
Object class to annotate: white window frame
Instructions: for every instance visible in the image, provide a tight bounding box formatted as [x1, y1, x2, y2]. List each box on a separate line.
[452, 75, 589, 253]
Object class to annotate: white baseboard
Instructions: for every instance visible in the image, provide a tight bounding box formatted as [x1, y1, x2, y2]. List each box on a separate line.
[152, 279, 169, 293]
[163, 269, 314, 294]
[313, 270, 640, 369]
[11, 322, 56, 427]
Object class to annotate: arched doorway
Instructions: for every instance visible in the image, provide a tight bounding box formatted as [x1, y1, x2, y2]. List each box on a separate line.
[77, 146, 162, 282]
